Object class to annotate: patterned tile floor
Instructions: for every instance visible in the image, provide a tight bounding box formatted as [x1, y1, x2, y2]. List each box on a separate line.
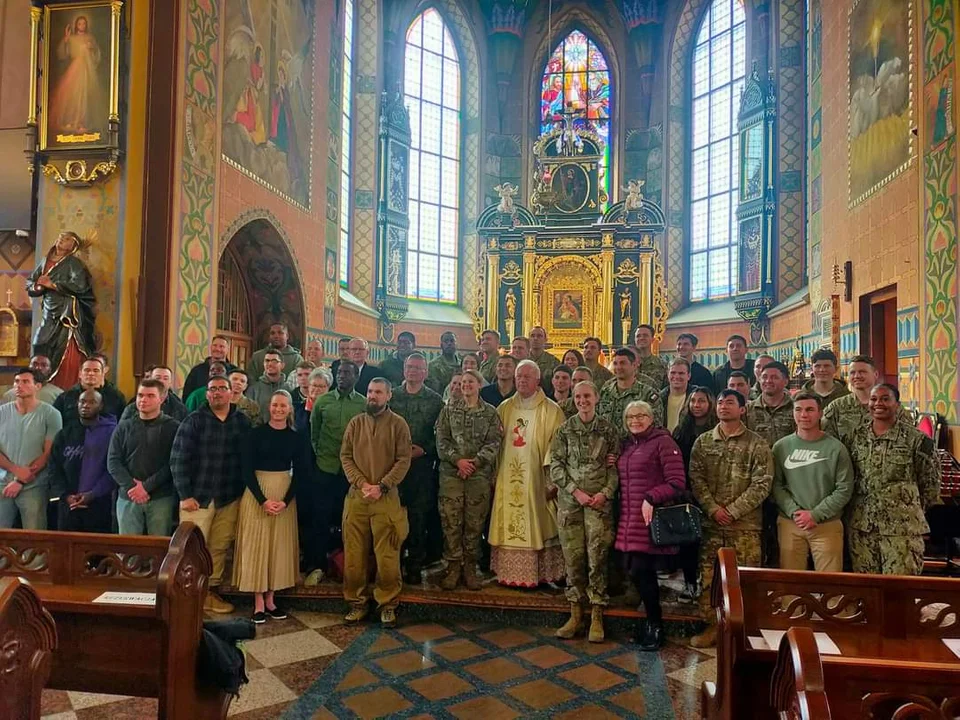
[39, 609, 714, 719]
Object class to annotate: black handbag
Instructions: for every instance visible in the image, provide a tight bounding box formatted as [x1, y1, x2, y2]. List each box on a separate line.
[650, 502, 703, 546]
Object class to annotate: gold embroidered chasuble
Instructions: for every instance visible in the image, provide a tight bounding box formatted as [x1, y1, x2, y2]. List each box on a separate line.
[489, 390, 566, 551]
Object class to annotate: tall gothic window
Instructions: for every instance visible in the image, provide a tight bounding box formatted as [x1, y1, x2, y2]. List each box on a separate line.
[689, 0, 746, 301]
[338, 0, 355, 286]
[404, 8, 461, 303]
[540, 30, 612, 205]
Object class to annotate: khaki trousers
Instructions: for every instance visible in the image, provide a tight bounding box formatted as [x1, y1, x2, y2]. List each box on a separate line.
[777, 516, 843, 572]
[180, 500, 239, 586]
[343, 491, 409, 610]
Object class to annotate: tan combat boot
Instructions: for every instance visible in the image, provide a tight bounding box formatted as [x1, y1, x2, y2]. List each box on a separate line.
[690, 624, 717, 648]
[462, 562, 482, 591]
[440, 562, 461, 590]
[555, 603, 582, 639]
[588, 606, 605, 643]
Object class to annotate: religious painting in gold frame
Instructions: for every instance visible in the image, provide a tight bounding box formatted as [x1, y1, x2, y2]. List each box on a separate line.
[552, 290, 584, 329]
[39, 1, 122, 152]
[550, 162, 591, 214]
[533, 256, 604, 348]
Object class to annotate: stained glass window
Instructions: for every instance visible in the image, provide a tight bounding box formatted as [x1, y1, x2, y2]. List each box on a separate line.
[338, 0, 355, 286]
[540, 30, 612, 206]
[689, 0, 746, 301]
[405, 8, 460, 302]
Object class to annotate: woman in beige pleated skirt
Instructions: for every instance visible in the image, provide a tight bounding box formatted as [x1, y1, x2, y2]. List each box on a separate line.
[233, 390, 311, 623]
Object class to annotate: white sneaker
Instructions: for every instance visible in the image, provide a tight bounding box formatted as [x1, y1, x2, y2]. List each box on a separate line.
[304, 569, 325, 587]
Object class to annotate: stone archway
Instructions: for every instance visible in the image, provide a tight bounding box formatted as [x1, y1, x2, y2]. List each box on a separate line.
[217, 219, 306, 366]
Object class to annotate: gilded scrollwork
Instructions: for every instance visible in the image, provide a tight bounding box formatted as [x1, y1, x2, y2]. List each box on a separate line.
[499, 260, 522, 284]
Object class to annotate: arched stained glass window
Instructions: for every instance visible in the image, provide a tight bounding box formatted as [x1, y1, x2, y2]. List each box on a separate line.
[338, 0, 355, 286]
[540, 30, 612, 205]
[404, 8, 461, 303]
[689, 0, 746, 301]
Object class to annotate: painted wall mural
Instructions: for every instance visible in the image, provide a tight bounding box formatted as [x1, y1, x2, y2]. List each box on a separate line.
[847, 0, 915, 206]
[221, 0, 315, 209]
[920, 0, 958, 423]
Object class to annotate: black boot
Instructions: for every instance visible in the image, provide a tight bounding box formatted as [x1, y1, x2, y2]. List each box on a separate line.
[639, 621, 664, 651]
[631, 618, 649, 645]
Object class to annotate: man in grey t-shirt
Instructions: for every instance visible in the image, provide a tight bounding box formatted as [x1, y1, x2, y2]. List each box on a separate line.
[0, 368, 63, 529]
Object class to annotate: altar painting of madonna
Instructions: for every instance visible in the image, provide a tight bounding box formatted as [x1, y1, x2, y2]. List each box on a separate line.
[553, 291, 583, 329]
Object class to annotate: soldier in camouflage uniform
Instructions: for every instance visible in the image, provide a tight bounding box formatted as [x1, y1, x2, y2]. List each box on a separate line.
[632, 324, 668, 391]
[530, 326, 561, 391]
[478, 330, 501, 383]
[426, 332, 462, 395]
[435, 369, 503, 590]
[549, 381, 620, 643]
[599, 348, 663, 434]
[745, 360, 796, 567]
[822, 354, 912, 444]
[846, 383, 941, 575]
[389, 353, 445, 583]
[688, 388, 773, 648]
[558, 367, 594, 419]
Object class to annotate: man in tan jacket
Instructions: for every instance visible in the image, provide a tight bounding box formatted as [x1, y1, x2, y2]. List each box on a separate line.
[340, 377, 412, 627]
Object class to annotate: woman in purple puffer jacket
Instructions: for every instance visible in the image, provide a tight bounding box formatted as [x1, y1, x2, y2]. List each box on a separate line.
[616, 400, 687, 650]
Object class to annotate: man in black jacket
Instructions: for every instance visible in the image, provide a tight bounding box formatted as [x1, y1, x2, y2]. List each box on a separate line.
[712, 334, 756, 391]
[182, 336, 237, 399]
[54, 356, 126, 428]
[109, 379, 180, 536]
[120, 365, 188, 422]
[676, 333, 715, 392]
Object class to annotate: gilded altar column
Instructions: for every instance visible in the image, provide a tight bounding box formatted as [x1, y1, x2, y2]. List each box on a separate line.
[522, 235, 535, 336]
[639, 253, 653, 325]
[601, 249, 614, 344]
[486, 246, 499, 338]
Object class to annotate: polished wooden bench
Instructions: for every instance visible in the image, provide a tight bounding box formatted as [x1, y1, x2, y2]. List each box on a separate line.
[771, 625, 960, 719]
[703, 547, 960, 719]
[0, 523, 232, 720]
[0, 577, 57, 720]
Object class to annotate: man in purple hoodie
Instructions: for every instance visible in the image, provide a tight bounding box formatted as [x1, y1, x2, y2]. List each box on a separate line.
[49, 389, 118, 533]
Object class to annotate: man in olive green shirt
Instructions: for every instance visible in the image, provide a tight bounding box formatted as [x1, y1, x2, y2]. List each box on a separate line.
[530, 326, 561, 391]
[426, 332, 462, 395]
[632, 324, 668, 391]
[306, 361, 366, 584]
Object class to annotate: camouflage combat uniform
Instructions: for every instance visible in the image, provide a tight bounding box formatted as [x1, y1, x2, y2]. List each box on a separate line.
[426, 354, 462, 395]
[585, 362, 614, 387]
[846, 421, 942, 575]
[689, 422, 773, 622]
[478, 353, 499, 383]
[435, 399, 503, 570]
[599, 378, 663, 435]
[390, 383, 445, 573]
[558, 397, 577, 419]
[822, 394, 912, 445]
[745, 395, 796, 566]
[635, 353, 668, 392]
[531, 350, 561, 391]
[549, 413, 621, 606]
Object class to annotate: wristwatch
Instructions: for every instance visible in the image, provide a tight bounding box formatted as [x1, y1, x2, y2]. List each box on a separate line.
[378, 482, 389, 497]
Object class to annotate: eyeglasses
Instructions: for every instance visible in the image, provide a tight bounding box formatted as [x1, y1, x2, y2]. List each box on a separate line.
[207, 387, 230, 393]
[625, 413, 651, 420]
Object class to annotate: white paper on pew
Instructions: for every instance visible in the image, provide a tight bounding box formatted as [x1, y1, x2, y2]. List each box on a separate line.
[942, 639, 960, 659]
[748, 636, 767, 649]
[758, 629, 841, 655]
[92, 591, 156, 606]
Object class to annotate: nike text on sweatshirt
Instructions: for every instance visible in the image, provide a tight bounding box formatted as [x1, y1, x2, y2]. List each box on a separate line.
[771, 433, 854, 524]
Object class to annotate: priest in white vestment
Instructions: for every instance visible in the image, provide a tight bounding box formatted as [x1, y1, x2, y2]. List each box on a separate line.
[489, 359, 567, 586]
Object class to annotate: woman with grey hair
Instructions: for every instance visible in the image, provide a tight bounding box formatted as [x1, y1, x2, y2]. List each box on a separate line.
[233, 389, 311, 623]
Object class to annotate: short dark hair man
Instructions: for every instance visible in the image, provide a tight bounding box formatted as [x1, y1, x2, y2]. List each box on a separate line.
[109, 379, 181, 536]
[249, 322, 304, 379]
[53, 356, 127, 428]
[181, 335, 237, 399]
[478, 330, 501, 382]
[598, 347, 662, 434]
[185, 360, 229, 411]
[675, 333, 714, 392]
[331, 337, 352, 378]
[340, 378, 412, 627]
[480, 354, 518, 407]
[581, 337, 613, 387]
[49, 389, 118, 533]
[802, 348, 850, 408]
[380, 332, 417, 387]
[171, 375, 252, 614]
[247, 349, 288, 420]
[121, 366, 188, 422]
[0, 368, 63, 529]
[1, 355, 64, 405]
[426, 332, 462, 395]
[632, 324, 667, 391]
[712, 334, 755, 391]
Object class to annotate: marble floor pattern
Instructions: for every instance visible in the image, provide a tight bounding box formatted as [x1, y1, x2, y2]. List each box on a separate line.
[39, 610, 715, 719]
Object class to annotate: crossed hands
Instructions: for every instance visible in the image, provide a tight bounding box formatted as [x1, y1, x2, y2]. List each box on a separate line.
[262, 500, 287, 516]
[361, 483, 383, 501]
[127, 479, 150, 505]
[573, 488, 607, 510]
[713, 506, 734, 526]
[3, 464, 36, 497]
[456, 458, 476, 479]
[793, 510, 817, 531]
[66, 492, 93, 511]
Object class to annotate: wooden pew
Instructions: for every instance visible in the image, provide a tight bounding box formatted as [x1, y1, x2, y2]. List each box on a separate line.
[703, 547, 960, 719]
[0, 523, 232, 720]
[771, 625, 960, 720]
[769, 627, 831, 720]
[0, 577, 57, 720]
